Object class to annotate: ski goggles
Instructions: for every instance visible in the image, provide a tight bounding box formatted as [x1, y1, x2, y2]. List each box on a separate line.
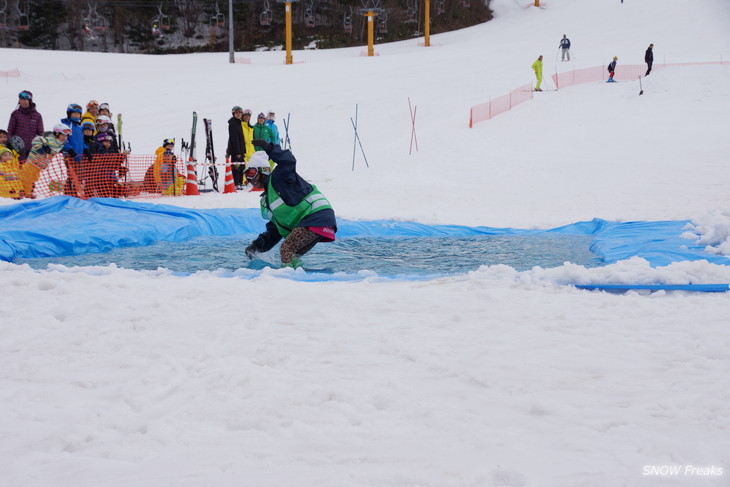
[244, 167, 260, 180]
[87, 100, 99, 109]
[99, 103, 110, 111]
[19, 90, 33, 100]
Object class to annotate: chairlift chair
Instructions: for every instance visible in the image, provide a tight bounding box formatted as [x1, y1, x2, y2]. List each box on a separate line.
[304, 9, 315, 27]
[16, 1, 29, 30]
[377, 10, 387, 34]
[212, 2, 225, 27]
[0, 0, 7, 29]
[461, 0, 470, 7]
[435, 0, 445, 14]
[88, 2, 106, 32]
[260, 0, 272, 26]
[343, 9, 352, 33]
[404, 0, 417, 23]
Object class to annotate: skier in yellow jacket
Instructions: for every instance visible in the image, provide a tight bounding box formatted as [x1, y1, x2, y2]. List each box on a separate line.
[532, 55, 544, 91]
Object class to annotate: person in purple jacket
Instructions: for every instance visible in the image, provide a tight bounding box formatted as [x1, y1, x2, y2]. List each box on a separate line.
[7, 90, 44, 162]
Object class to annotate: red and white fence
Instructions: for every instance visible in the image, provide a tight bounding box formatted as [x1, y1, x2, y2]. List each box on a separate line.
[470, 59, 729, 128]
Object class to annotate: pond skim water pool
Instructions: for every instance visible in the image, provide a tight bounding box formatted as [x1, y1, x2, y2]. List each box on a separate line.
[16, 233, 602, 276]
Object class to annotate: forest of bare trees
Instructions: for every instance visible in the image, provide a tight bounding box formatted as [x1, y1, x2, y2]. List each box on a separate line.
[1, 0, 492, 53]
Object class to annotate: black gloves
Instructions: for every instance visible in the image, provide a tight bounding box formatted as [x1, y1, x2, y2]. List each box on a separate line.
[67, 149, 77, 157]
[252, 139, 273, 155]
[245, 244, 256, 260]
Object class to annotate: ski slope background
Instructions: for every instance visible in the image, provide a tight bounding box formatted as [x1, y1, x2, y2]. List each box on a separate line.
[2, 0, 730, 486]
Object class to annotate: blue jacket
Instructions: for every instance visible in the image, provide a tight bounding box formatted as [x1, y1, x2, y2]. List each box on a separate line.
[265, 119, 280, 145]
[61, 117, 85, 161]
[249, 145, 337, 252]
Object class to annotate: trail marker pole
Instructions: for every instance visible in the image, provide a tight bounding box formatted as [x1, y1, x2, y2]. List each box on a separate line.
[408, 97, 419, 155]
[351, 104, 369, 171]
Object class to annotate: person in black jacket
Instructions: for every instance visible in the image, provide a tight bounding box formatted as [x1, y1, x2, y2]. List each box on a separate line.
[645, 44, 654, 76]
[226, 106, 246, 189]
[244, 140, 337, 268]
[559, 34, 571, 62]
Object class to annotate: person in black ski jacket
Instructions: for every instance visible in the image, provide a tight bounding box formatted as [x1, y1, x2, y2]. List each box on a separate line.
[645, 44, 654, 76]
[226, 106, 246, 188]
[559, 34, 571, 62]
[244, 140, 337, 268]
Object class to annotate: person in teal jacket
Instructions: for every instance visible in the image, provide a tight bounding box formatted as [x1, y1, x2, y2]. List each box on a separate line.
[252, 113, 274, 152]
[265, 111, 281, 145]
[244, 139, 337, 267]
[532, 55, 544, 91]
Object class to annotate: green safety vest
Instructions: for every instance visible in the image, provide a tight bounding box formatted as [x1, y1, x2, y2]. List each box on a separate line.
[260, 179, 333, 237]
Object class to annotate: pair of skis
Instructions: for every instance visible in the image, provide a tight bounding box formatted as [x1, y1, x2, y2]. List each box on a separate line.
[188, 111, 219, 192]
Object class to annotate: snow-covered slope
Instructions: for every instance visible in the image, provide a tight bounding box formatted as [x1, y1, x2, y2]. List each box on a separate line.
[1, 0, 730, 486]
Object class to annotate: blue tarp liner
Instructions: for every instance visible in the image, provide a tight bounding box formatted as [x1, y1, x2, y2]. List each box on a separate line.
[575, 284, 730, 293]
[2, 197, 730, 281]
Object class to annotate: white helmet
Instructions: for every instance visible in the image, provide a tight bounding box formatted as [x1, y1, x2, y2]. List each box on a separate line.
[53, 123, 72, 136]
[95, 115, 111, 125]
[246, 151, 271, 175]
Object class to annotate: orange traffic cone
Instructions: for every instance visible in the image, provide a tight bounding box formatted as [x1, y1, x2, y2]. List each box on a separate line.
[185, 158, 200, 196]
[223, 158, 236, 194]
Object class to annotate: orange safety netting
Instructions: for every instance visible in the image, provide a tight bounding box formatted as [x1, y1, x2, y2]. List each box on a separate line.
[470, 60, 729, 128]
[469, 83, 533, 127]
[16, 153, 193, 200]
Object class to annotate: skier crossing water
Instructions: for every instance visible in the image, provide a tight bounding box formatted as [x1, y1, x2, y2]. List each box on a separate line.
[244, 140, 337, 268]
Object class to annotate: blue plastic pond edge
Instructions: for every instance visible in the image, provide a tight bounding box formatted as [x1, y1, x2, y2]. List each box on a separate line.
[574, 283, 730, 293]
[2, 196, 730, 294]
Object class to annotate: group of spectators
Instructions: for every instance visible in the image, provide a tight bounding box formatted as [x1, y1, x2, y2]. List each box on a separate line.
[2, 91, 287, 199]
[227, 107, 281, 189]
[1, 92, 126, 199]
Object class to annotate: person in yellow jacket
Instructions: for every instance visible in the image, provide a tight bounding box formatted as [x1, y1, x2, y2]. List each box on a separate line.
[0, 147, 23, 199]
[80, 100, 100, 130]
[532, 55, 544, 91]
[241, 109, 255, 162]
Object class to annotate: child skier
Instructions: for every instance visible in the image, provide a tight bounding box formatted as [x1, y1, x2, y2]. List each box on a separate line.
[607, 56, 618, 82]
[19, 123, 70, 198]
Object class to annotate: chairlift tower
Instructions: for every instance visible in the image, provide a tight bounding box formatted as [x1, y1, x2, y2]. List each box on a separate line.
[358, 0, 383, 57]
[423, 0, 430, 47]
[275, 0, 300, 64]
